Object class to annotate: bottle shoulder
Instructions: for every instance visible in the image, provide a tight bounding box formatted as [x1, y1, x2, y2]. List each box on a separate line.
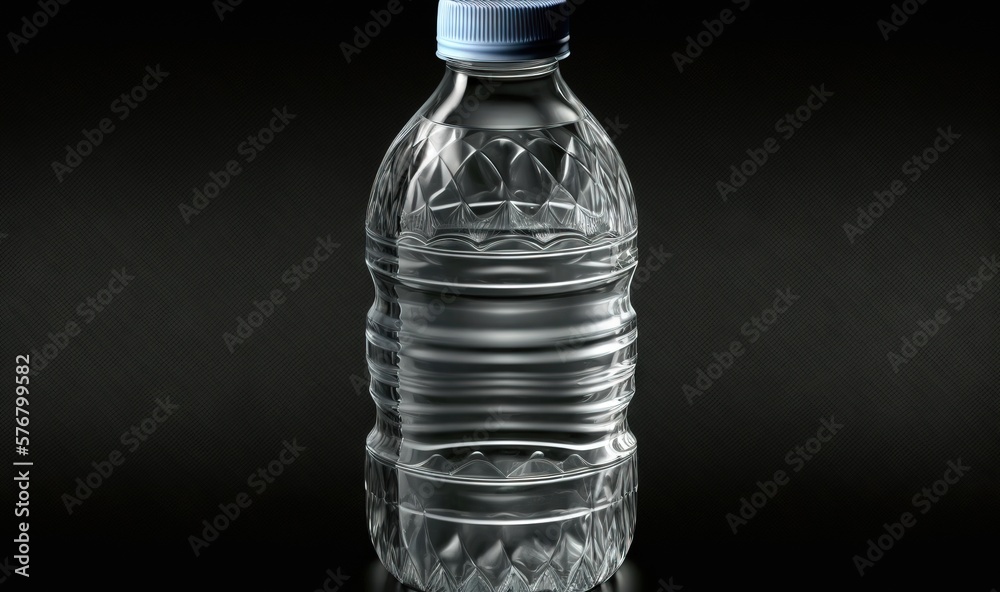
[367, 69, 637, 247]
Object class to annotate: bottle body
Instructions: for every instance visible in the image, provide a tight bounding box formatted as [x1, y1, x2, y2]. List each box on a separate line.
[365, 60, 638, 592]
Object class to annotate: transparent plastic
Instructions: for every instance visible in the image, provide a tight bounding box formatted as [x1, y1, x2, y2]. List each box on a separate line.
[365, 58, 638, 592]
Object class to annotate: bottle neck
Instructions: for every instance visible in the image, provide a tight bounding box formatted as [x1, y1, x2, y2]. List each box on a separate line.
[423, 58, 585, 130]
[445, 58, 560, 79]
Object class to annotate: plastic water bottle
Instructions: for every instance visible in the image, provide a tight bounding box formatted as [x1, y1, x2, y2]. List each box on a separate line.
[365, 2, 638, 590]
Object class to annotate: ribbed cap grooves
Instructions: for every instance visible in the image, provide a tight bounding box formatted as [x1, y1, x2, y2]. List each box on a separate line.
[437, 0, 571, 62]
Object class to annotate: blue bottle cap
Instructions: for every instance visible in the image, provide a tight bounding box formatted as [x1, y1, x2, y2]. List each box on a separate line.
[437, 0, 571, 62]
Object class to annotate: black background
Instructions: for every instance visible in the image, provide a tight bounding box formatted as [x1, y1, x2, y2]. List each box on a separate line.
[1, 0, 998, 590]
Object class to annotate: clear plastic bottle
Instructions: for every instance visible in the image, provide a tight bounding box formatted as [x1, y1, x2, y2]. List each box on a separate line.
[365, 2, 638, 591]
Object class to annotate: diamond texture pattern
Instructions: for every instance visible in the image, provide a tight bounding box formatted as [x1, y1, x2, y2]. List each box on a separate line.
[367, 453, 638, 592]
[367, 115, 637, 249]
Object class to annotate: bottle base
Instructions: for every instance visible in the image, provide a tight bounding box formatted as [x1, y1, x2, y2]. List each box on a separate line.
[366, 451, 637, 592]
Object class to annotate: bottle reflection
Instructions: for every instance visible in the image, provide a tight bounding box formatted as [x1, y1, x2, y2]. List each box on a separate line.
[363, 558, 645, 592]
